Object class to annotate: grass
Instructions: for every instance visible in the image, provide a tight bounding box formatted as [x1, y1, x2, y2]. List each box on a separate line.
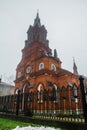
[0, 117, 66, 130]
[0, 117, 39, 130]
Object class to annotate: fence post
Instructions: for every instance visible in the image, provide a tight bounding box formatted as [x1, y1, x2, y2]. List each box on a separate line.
[79, 75, 87, 123]
[16, 90, 20, 116]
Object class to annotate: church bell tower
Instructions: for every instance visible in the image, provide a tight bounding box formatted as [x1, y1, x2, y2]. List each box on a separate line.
[14, 13, 61, 93]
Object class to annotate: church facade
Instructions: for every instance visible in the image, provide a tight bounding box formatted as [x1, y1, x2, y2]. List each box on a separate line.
[14, 13, 83, 115]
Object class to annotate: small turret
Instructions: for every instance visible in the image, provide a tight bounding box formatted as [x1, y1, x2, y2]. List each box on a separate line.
[73, 58, 78, 75]
[54, 49, 58, 59]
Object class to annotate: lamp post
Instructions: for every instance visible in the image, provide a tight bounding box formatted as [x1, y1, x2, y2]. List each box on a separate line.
[79, 76, 87, 123]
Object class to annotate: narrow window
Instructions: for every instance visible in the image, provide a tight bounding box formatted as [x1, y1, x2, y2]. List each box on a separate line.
[73, 85, 78, 103]
[37, 84, 43, 103]
[51, 64, 56, 71]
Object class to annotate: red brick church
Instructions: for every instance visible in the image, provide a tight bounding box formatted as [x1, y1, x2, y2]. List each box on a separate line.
[14, 13, 84, 115]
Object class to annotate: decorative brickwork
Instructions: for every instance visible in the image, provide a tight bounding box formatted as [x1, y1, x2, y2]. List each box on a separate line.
[14, 13, 81, 112]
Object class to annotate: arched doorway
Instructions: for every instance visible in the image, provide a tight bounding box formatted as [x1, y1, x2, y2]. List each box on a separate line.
[22, 81, 30, 112]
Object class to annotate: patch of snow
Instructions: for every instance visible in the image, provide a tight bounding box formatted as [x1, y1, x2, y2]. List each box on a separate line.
[12, 126, 60, 130]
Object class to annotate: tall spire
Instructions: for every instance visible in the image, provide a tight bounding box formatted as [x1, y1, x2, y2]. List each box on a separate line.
[33, 11, 41, 27]
[73, 58, 78, 75]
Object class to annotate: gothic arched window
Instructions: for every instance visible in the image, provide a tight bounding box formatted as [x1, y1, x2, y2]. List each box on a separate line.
[39, 62, 44, 70]
[73, 85, 78, 103]
[61, 87, 66, 100]
[37, 84, 43, 103]
[53, 84, 58, 102]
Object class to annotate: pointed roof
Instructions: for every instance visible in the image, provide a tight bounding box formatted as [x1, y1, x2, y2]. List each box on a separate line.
[33, 12, 41, 27]
[73, 58, 78, 75]
[73, 58, 77, 69]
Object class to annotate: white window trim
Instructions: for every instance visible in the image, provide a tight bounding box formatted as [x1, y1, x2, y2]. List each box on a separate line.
[17, 72, 21, 78]
[51, 64, 56, 71]
[39, 62, 44, 70]
[53, 84, 58, 103]
[37, 84, 43, 103]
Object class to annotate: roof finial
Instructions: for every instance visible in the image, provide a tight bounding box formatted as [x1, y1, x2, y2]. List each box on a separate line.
[33, 10, 41, 27]
[36, 9, 39, 18]
[37, 9, 39, 15]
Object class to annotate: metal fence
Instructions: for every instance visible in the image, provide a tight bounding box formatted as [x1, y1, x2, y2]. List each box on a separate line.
[0, 86, 84, 120]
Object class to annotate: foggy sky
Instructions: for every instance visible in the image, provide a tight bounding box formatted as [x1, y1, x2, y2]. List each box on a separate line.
[0, 0, 87, 83]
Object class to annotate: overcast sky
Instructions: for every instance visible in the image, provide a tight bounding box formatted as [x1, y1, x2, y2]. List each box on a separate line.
[0, 0, 87, 83]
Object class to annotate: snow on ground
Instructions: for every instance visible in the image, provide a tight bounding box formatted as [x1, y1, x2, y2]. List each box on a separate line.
[12, 126, 60, 130]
